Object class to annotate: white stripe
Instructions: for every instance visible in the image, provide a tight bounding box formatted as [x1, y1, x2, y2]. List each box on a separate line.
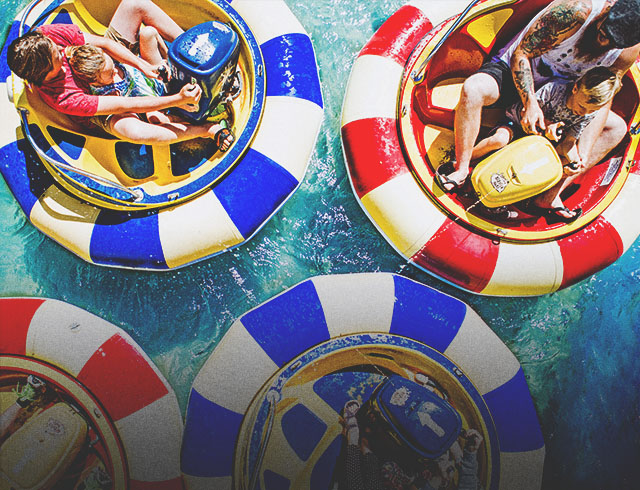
[116, 393, 183, 481]
[26, 300, 117, 376]
[601, 172, 640, 253]
[191, 319, 278, 414]
[230, 0, 306, 44]
[444, 307, 520, 395]
[0, 81, 20, 149]
[158, 191, 243, 269]
[183, 475, 231, 490]
[341, 55, 403, 126]
[498, 448, 546, 490]
[312, 273, 395, 337]
[19, 0, 55, 24]
[482, 240, 563, 296]
[29, 185, 99, 263]
[361, 173, 447, 257]
[250, 96, 323, 181]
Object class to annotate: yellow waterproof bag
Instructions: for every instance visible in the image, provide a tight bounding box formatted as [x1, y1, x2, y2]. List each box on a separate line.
[0, 403, 87, 490]
[471, 135, 563, 208]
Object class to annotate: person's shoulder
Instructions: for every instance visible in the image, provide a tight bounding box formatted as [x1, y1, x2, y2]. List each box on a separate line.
[542, 0, 593, 23]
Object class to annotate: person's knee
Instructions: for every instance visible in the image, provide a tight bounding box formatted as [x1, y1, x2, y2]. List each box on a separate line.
[139, 25, 158, 43]
[491, 127, 512, 148]
[605, 112, 627, 144]
[460, 74, 498, 108]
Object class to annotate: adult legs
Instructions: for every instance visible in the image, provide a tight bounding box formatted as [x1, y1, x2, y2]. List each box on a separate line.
[444, 73, 501, 190]
[109, 0, 183, 45]
[109, 113, 230, 146]
[533, 109, 627, 215]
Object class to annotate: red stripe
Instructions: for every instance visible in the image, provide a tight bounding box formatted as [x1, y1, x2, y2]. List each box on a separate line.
[360, 5, 433, 66]
[78, 334, 168, 421]
[342, 118, 408, 197]
[558, 217, 623, 289]
[411, 219, 499, 293]
[0, 298, 45, 355]
[130, 477, 184, 490]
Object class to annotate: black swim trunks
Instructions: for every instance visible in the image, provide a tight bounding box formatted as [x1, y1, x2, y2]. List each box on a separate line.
[478, 59, 519, 108]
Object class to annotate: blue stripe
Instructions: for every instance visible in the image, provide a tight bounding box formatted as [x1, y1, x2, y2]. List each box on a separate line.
[241, 280, 329, 366]
[89, 209, 168, 269]
[215, 148, 298, 238]
[0, 138, 53, 216]
[262, 33, 323, 107]
[0, 21, 21, 80]
[389, 276, 467, 351]
[483, 368, 545, 452]
[181, 389, 242, 477]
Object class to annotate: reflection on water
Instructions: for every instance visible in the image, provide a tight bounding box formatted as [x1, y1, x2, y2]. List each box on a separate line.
[0, 1, 639, 489]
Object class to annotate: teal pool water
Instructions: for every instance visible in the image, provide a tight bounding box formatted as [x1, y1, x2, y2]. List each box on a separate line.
[0, 1, 639, 488]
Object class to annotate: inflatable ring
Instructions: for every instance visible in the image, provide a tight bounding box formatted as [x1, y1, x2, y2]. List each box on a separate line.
[181, 273, 545, 489]
[0, 297, 183, 489]
[0, 0, 323, 270]
[341, 0, 640, 296]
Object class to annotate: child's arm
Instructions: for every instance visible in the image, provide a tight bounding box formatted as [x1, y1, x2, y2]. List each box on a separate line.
[556, 135, 583, 175]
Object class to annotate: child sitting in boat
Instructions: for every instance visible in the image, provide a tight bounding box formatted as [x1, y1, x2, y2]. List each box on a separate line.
[67, 43, 234, 151]
[439, 67, 621, 222]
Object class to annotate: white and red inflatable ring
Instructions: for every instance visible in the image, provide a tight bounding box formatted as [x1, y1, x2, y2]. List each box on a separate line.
[341, 0, 640, 296]
[0, 297, 184, 489]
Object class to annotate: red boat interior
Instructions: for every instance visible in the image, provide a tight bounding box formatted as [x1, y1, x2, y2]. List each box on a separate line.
[408, 0, 639, 237]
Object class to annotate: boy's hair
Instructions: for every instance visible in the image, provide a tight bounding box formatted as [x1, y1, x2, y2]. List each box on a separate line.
[7, 31, 56, 85]
[67, 44, 107, 84]
[575, 67, 622, 106]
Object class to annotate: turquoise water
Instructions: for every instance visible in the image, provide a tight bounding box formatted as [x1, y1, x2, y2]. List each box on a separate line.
[1, 0, 639, 488]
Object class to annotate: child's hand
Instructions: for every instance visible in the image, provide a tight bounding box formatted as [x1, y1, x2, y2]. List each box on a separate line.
[178, 84, 201, 111]
[545, 121, 565, 142]
[464, 429, 484, 453]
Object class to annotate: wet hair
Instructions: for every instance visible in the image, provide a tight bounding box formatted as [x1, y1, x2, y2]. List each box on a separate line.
[575, 67, 622, 106]
[7, 31, 56, 85]
[67, 44, 107, 84]
[601, 0, 640, 49]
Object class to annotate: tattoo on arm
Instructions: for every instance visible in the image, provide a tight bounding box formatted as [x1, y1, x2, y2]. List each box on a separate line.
[513, 59, 534, 102]
[520, 0, 590, 57]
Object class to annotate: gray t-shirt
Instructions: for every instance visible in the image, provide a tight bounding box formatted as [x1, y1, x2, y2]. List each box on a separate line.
[505, 81, 595, 139]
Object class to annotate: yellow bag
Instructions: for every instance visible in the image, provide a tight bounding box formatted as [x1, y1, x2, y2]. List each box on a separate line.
[471, 135, 563, 208]
[0, 403, 87, 490]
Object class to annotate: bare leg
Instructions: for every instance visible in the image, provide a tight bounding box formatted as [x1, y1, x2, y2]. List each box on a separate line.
[471, 126, 512, 160]
[109, 0, 183, 44]
[446, 73, 501, 190]
[534, 109, 626, 214]
[109, 113, 230, 145]
[139, 25, 167, 65]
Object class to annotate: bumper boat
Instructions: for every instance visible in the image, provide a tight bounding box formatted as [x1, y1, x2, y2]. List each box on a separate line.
[0, 297, 184, 489]
[0, 0, 323, 270]
[342, 0, 640, 296]
[180, 273, 545, 490]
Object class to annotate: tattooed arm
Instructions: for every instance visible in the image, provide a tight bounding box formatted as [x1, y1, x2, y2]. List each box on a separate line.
[511, 0, 591, 134]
